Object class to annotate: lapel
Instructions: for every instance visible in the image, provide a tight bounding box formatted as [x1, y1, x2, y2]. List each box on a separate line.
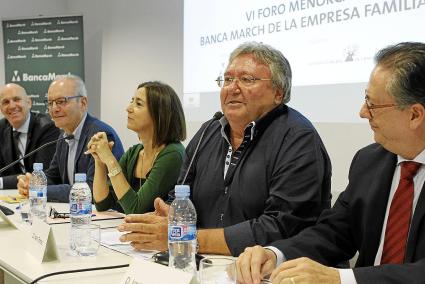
[60, 138, 70, 184]
[25, 112, 35, 151]
[406, 182, 425, 261]
[23, 113, 36, 169]
[361, 152, 397, 265]
[73, 114, 91, 172]
[3, 124, 16, 164]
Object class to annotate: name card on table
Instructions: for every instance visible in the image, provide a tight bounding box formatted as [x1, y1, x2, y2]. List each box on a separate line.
[26, 218, 58, 263]
[0, 208, 18, 229]
[121, 258, 195, 284]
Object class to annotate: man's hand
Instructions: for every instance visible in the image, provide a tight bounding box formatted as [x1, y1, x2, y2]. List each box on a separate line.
[269, 257, 341, 284]
[117, 198, 169, 251]
[17, 173, 31, 197]
[236, 245, 277, 284]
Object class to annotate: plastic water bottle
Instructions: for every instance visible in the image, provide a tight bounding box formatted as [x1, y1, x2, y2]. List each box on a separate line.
[168, 185, 197, 274]
[69, 173, 92, 255]
[29, 163, 47, 220]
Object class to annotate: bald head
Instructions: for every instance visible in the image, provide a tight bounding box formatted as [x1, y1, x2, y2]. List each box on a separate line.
[0, 83, 32, 129]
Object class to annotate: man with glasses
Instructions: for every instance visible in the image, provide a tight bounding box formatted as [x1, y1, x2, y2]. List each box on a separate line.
[0, 83, 60, 189]
[118, 42, 332, 256]
[236, 42, 425, 284]
[18, 75, 124, 202]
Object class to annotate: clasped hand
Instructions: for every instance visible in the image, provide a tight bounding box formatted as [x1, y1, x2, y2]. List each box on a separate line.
[117, 197, 170, 251]
[236, 246, 341, 284]
[85, 131, 115, 163]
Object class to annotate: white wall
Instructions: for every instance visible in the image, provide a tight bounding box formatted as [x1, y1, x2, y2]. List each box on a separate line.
[0, 0, 374, 202]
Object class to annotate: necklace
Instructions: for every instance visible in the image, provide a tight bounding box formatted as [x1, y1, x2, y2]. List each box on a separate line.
[139, 147, 162, 188]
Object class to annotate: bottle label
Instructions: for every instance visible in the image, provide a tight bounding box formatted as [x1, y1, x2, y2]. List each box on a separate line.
[70, 202, 92, 215]
[168, 224, 196, 241]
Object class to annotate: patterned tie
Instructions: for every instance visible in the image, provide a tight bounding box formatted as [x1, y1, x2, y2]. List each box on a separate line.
[381, 161, 422, 264]
[12, 130, 25, 172]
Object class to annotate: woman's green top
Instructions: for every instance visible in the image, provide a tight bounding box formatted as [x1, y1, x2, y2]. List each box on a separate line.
[94, 142, 185, 214]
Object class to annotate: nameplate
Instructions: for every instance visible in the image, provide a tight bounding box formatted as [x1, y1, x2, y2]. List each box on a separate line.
[120, 258, 195, 284]
[26, 218, 58, 263]
[0, 207, 18, 229]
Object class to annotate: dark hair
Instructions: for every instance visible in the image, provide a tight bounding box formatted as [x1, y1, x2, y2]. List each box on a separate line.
[229, 41, 292, 104]
[137, 81, 186, 146]
[374, 42, 425, 108]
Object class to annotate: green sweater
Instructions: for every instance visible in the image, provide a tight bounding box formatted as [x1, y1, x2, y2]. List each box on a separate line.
[94, 142, 185, 214]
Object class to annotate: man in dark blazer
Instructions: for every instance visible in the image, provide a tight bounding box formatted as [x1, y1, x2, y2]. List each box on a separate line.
[236, 42, 425, 284]
[18, 75, 124, 202]
[0, 83, 60, 189]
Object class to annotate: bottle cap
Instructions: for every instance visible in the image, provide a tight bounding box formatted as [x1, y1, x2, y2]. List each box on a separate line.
[33, 163, 43, 171]
[174, 185, 190, 197]
[74, 173, 87, 182]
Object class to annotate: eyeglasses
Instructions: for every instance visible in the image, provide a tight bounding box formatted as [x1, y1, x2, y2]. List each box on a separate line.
[364, 95, 398, 117]
[44, 95, 82, 109]
[48, 207, 70, 219]
[216, 75, 271, 88]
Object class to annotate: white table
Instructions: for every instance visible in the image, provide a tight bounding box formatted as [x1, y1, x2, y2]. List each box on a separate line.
[0, 190, 132, 284]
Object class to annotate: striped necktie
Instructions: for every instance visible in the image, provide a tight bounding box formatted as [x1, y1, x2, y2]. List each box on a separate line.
[381, 161, 421, 264]
[13, 130, 25, 172]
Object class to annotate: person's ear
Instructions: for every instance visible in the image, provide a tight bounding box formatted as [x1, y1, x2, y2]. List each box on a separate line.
[409, 103, 425, 130]
[80, 96, 88, 109]
[274, 88, 284, 105]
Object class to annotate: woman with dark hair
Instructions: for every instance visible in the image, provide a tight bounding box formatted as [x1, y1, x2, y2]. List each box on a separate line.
[87, 81, 186, 214]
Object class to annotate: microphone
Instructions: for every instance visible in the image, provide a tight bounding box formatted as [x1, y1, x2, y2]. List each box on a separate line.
[181, 111, 223, 185]
[0, 134, 74, 175]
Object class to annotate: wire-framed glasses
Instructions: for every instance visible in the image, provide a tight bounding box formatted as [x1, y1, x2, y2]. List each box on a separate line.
[364, 95, 397, 117]
[216, 75, 271, 88]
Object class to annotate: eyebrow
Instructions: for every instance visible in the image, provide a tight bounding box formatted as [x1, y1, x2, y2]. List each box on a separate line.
[134, 97, 145, 103]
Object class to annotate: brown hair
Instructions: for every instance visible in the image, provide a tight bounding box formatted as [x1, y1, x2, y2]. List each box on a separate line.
[137, 81, 186, 147]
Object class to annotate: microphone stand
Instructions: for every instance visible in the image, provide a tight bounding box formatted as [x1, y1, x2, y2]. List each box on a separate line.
[0, 135, 74, 175]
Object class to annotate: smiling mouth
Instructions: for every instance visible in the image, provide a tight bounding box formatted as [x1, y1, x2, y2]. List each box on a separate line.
[8, 110, 21, 116]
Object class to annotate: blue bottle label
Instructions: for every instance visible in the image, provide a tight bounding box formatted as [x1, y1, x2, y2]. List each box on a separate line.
[70, 202, 92, 215]
[168, 224, 196, 241]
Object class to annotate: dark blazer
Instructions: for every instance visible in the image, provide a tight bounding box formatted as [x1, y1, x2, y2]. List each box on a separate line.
[271, 143, 425, 283]
[45, 113, 124, 202]
[0, 112, 60, 189]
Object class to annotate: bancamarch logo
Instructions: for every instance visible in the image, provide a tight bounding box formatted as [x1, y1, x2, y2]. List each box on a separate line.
[11, 70, 71, 82]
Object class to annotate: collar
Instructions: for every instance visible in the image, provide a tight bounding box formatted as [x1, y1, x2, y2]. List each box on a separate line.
[64, 112, 87, 142]
[219, 117, 256, 143]
[13, 112, 31, 134]
[219, 104, 285, 142]
[397, 148, 425, 165]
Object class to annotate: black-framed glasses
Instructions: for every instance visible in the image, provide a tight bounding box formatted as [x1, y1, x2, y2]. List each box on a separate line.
[44, 95, 83, 109]
[364, 95, 397, 117]
[216, 75, 271, 88]
[49, 207, 70, 219]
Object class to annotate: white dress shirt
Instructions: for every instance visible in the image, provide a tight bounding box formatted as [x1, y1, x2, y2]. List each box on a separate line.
[0, 114, 31, 189]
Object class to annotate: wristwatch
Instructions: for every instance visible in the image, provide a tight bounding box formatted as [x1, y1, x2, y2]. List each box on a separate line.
[108, 166, 122, 177]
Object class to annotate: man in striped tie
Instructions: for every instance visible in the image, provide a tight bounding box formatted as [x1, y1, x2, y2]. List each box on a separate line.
[236, 42, 425, 284]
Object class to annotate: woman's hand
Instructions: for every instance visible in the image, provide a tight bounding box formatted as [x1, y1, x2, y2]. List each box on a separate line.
[85, 132, 115, 164]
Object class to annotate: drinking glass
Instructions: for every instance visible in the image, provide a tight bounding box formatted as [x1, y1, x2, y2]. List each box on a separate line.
[199, 257, 236, 284]
[17, 200, 31, 224]
[75, 224, 100, 256]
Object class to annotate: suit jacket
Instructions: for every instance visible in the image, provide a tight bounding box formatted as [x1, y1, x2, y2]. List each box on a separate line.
[45, 113, 124, 202]
[0, 112, 60, 189]
[271, 143, 425, 284]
